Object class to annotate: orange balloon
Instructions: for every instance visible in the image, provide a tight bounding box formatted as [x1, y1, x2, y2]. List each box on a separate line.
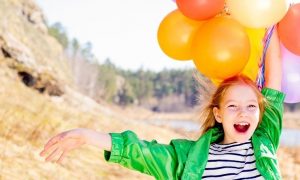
[210, 27, 265, 86]
[211, 78, 223, 86]
[157, 10, 204, 60]
[192, 16, 250, 79]
[278, 3, 300, 56]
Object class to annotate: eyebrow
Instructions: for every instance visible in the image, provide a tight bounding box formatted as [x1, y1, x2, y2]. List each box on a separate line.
[224, 99, 258, 104]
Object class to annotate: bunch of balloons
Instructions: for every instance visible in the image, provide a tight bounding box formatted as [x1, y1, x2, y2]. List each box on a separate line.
[278, 3, 300, 103]
[157, 0, 300, 103]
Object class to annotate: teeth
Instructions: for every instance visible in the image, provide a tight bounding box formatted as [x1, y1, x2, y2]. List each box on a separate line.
[236, 122, 249, 126]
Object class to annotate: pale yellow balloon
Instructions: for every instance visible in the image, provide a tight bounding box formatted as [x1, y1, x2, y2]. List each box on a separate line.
[226, 0, 289, 28]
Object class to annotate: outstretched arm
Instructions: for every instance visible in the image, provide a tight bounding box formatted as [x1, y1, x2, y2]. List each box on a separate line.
[41, 129, 188, 179]
[264, 26, 282, 91]
[40, 128, 112, 164]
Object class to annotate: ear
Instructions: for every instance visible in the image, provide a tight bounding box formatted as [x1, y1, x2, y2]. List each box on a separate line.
[213, 107, 222, 123]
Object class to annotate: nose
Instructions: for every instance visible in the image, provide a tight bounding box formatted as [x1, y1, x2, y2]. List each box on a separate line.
[238, 107, 248, 117]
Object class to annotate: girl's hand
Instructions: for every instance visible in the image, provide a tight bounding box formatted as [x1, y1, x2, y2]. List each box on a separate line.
[39, 128, 88, 164]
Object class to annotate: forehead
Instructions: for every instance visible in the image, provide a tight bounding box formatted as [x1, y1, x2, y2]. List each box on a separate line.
[222, 84, 258, 103]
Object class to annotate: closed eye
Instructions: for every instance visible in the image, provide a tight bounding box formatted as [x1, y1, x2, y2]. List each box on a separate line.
[227, 105, 238, 109]
[248, 104, 258, 111]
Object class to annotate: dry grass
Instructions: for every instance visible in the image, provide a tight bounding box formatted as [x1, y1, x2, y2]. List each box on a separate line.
[0, 64, 148, 179]
[283, 112, 300, 129]
[278, 146, 300, 179]
[0, 62, 184, 179]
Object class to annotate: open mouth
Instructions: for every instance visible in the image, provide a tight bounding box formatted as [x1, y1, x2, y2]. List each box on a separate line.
[234, 122, 250, 133]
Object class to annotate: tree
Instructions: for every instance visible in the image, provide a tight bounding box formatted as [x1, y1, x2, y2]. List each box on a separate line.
[117, 82, 136, 106]
[48, 22, 69, 49]
[98, 59, 118, 102]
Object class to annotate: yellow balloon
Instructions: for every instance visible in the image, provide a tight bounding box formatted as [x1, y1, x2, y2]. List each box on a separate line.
[242, 28, 265, 81]
[157, 10, 204, 60]
[226, 0, 289, 28]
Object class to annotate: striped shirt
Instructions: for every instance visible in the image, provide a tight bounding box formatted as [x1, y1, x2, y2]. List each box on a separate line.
[202, 140, 264, 180]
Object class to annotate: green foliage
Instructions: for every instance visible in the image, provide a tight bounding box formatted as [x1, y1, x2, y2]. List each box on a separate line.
[95, 60, 199, 109]
[48, 22, 95, 62]
[117, 67, 199, 108]
[98, 59, 118, 102]
[48, 21, 200, 110]
[81, 42, 95, 62]
[48, 22, 69, 49]
[117, 81, 136, 106]
[121, 68, 154, 105]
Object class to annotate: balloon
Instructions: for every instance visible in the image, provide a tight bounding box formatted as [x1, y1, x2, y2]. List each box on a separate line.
[241, 28, 265, 81]
[210, 28, 265, 85]
[192, 16, 250, 79]
[157, 10, 204, 60]
[289, 0, 300, 3]
[176, 0, 225, 20]
[211, 78, 223, 86]
[226, 0, 289, 28]
[278, 3, 300, 56]
[281, 43, 300, 103]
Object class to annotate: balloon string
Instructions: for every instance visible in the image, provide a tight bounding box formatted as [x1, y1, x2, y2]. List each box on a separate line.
[256, 25, 275, 91]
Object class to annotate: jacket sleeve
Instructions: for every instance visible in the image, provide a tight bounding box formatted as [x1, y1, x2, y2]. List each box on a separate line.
[258, 88, 285, 150]
[103, 130, 193, 179]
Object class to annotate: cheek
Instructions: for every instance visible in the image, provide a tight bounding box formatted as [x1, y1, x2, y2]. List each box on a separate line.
[221, 116, 234, 130]
[250, 110, 260, 129]
[223, 110, 238, 118]
[253, 110, 260, 121]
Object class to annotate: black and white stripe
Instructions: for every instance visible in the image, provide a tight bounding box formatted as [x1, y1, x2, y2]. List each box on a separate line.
[202, 140, 263, 179]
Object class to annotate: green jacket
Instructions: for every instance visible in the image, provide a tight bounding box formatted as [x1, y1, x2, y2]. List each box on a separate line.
[104, 88, 285, 179]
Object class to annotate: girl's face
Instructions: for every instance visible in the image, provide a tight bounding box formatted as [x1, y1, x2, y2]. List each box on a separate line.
[213, 84, 260, 144]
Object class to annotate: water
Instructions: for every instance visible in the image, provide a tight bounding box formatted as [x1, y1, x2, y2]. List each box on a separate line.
[147, 119, 200, 132]
[280, 128, 300, 146]
[145, 119, 300, 147]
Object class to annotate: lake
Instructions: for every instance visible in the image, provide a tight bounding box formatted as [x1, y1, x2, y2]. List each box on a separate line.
[145, 119, 300, 147]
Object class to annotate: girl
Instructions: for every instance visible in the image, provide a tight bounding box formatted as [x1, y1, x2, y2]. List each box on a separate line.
[40, 27, 285, 179]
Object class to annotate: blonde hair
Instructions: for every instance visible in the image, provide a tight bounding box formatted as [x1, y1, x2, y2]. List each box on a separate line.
[194, 73, 267, 136]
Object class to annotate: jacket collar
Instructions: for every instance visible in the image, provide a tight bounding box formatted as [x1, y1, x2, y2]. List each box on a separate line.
[181, 127, 224, 179]
[181, 127, 278, 179]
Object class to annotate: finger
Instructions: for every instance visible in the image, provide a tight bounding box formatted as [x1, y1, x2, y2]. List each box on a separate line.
[56, 150, 68, 164]
[45, 147, 61, 162]
[44, 136, 60, 150]
[40, 142, 59, 157]
[44, 132, 68, 150]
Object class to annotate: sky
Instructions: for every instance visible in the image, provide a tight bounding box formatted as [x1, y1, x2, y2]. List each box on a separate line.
[35, 0, 195, 71]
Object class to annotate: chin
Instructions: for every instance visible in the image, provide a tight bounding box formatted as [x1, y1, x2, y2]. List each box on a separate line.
[233, 133, 254, 143]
